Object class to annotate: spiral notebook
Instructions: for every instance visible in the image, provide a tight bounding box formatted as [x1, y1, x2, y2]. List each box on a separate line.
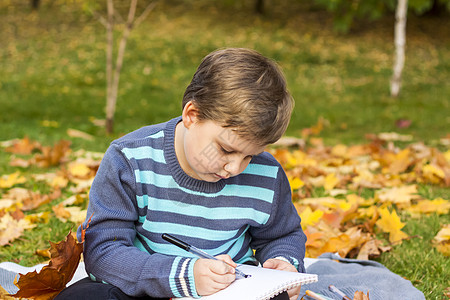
[174, 264, 318, 300]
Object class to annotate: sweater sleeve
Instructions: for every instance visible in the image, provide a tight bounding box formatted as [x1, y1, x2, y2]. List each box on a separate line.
[76, 144, 200, 298]
[248, 167, 307, 273]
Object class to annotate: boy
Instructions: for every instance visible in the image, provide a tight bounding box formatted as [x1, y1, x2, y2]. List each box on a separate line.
[57, 48, 306, 300]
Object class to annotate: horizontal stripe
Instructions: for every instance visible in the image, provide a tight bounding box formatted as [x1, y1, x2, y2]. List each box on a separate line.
[122, 146, 165, 163]
[147, 131, 164, 139]
[136, 228, 249, 258]
[136, 195, 270, 224]
[142, 221, 240, 241]
[242, 163, 279, 178]
[135, 170, 274, 203]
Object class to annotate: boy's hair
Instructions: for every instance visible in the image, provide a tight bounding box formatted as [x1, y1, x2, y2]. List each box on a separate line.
[183, 48, 294, 146]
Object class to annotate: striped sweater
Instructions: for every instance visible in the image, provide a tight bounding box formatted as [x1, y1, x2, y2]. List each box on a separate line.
[77, 117, 306, 298]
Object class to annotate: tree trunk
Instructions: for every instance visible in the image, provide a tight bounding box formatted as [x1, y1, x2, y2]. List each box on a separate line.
[255, 0, 264, 14]
[31, 0, 40, 10]
[103, 0, 156, 134]
[105, 0, 114, 134]
[390, 0, 408, 98]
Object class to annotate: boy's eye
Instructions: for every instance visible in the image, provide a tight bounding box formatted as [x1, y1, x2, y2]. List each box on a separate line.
[220, 146, 233, 154]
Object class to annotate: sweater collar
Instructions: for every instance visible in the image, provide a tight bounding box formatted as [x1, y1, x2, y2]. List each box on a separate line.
[164, 117, 226, 193]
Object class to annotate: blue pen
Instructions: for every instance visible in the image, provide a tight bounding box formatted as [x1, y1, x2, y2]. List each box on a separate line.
[162, 233, 250, 279]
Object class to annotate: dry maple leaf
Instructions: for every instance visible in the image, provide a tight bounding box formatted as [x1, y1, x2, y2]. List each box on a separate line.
[0, 172, 27, 189]
[4, 136, 41, 155]
[375, 207, 408, 243]
[432, 224, 450, 256]
[34, 140, 71, 168]
[376, 185, 420, 207]
[0, 213, 36, 246]
[10, 214, 92, 299]
[353, 290, 370, 300]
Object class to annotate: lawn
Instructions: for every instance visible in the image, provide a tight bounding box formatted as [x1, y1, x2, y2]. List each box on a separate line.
[0, 0, 449, 299]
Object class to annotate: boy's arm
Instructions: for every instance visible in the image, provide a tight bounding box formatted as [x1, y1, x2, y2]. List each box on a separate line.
[249, 167, 307, 272]
[77, 145, 200, 298]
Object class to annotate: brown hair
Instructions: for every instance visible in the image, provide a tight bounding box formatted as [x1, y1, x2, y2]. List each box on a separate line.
[183, 48, 294, 146]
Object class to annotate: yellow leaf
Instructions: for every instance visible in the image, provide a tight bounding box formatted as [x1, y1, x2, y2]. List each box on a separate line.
[289, 176, 304, 191]
[433, 224, 450, 244]
[407, 198, 450, 216]
[336, 200, 352, 212]
[435, 243, 450, 257]
[68, 162, 91, 178]
[0, 213, 36, 246]
[0, 172, 26, 189]
[299, 206, 324, 228]
[50, 175, 69, 189]
[376, 207, 408, 243]
[389, 229, 409, 243]
[422, 164, 445, 184]
[331, 144, 348, 157]
[324, 173, 339, 191]
[444, 150, 450, 163]
[388, 148, 411, 174]
[376, 185, 420, 207]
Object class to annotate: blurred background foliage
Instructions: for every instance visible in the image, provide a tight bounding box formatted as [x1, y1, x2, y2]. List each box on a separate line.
[0, 1, 449, 298]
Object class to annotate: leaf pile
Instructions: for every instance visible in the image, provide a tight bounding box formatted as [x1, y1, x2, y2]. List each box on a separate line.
[270, 134, 450, 259]
[0, 135, 449, 299]
[0, 137, 102, 247]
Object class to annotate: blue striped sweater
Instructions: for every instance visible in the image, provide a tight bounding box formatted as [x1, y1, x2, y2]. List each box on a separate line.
[77, 117, 306, 298]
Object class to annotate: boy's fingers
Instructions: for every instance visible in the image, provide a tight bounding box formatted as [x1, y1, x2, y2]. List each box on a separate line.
[215, 254, 237, 268]
[209, 259, 235, 275]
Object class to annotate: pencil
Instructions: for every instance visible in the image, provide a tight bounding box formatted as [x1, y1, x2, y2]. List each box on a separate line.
[328, 285, 352, 300]
[305, 290, 328, 300]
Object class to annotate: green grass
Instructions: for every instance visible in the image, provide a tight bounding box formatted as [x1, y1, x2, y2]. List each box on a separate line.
[0, 0, 449, 299]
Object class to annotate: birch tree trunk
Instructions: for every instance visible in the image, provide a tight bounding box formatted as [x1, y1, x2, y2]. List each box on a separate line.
[104, 0, 157, 134]
[390, 0, 408, 97]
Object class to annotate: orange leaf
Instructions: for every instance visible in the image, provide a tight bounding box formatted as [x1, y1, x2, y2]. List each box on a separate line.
[5, 136, 40, 155]
[11, 232, 82, 299]
[11, 216, 92, 299]
[353, 290, 370, 300]
[35, 140, 71, 168]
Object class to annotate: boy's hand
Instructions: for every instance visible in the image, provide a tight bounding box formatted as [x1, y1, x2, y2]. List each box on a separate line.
[193, 254, 236, 296]
[263, 258, 301, 300]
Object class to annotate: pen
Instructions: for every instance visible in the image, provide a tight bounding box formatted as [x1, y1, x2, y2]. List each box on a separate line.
[162, 233, 250, 279]
[328, 285, 352, 300]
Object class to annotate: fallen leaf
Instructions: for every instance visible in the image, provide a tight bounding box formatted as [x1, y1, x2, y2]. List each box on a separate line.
[353, 290, 370, 300]
[66, 128, 94, 141]
[297, 206, 324, 228]
[375, 207, 408, 243]
[376, 185, 420, 207]
[377, 132, 413, 142]
[0, 213, 36, 246]
[432, 224, 450, 256]
[68, 162, 92, 179]
[406, 198, 450, 216]
[4, 136, 40, 155]
[324, 173, 339, 191]
[395, 119, 412, 129]
[11, 217, 92, 299]
[0, 172, 27, 189]
[35, 140, 71, 168]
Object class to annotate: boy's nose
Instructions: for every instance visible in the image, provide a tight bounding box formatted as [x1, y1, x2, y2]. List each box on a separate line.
[224, 159, 241, 176]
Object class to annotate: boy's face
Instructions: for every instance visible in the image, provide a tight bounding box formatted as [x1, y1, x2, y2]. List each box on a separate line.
[175, 102, 265, 182]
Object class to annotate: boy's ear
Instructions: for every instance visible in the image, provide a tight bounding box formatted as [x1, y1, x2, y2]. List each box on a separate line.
[182, 101, 199, 129]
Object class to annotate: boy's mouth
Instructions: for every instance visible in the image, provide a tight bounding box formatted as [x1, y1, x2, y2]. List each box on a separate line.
[214, 173, 228, 180]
